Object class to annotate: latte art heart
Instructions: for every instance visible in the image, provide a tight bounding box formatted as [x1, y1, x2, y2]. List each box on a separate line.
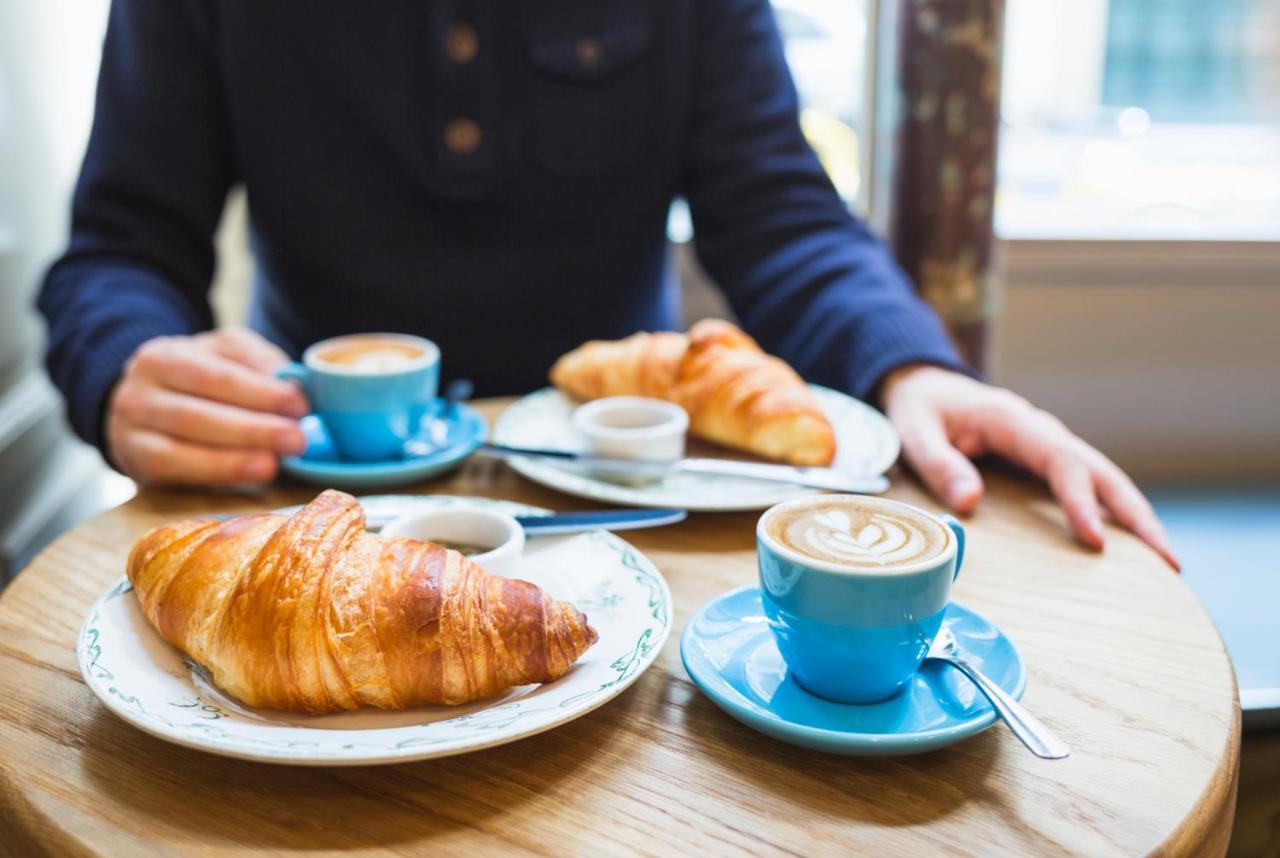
[798, 509, 926, 565]
[767, 500, 948, 569]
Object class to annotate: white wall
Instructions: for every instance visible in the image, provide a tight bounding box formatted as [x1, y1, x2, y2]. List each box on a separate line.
[0, 1, 250, 332]
[0, 0, 110, 367]
[993, 240, 1280, 481]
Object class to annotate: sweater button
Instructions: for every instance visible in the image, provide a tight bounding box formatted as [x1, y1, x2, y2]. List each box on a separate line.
[576, 36, 604, 70]
[443, 118, 482, 155]
[443, 23, 478, 64]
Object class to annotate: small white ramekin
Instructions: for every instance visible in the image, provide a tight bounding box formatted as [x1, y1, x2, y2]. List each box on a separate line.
[571, 396, 689, 485]
[380, 508, 525, 577]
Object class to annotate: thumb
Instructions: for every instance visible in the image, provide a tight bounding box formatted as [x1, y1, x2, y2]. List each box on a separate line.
[896, 409, 984, 513]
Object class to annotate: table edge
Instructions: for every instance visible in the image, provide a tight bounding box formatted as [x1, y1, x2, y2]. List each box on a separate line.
[1150, 654, 1242, 857]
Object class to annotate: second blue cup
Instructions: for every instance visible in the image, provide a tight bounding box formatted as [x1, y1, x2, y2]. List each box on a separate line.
[278, 333, 440, 462]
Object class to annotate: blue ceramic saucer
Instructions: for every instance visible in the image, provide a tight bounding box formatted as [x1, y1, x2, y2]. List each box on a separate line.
[279, 404, 487, 490]
[681, 587, 1027, 756]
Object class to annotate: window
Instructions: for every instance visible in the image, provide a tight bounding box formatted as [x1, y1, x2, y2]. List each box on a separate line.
[773, 0, 869, 207]
[998, 0, 1280, 240]
[1102, 0, 1256, 121]
[670, 0, 870, 243]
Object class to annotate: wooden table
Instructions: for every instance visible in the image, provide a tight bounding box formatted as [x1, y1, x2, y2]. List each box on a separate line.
[0, 400, 1240, 856]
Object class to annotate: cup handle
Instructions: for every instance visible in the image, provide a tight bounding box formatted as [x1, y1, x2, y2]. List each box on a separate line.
[938, 514, 965, 580]
[276, 361, 310, 397]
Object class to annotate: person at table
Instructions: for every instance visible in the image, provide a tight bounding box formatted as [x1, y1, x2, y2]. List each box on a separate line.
[36, 0, 1176, 569]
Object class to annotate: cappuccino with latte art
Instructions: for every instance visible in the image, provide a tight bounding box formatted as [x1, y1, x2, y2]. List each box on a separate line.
[756, 494, 964, 703]
[765, 497, 949, 570]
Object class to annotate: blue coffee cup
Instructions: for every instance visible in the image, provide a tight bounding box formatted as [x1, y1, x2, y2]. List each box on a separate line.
[757, 495, 965, 704]
[277, 333, 440, 462]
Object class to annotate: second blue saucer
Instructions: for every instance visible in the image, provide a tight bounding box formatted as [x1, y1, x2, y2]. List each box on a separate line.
[279, 404, 487, 490]
[681, 587, 1027, 756]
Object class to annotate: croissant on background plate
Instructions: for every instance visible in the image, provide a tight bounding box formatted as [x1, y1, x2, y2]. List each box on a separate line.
[127, 490, 597, 714]
[550, 319, 837, 466]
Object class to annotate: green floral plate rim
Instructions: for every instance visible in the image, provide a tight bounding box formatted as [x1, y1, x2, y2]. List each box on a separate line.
[76, 495, 673, 765]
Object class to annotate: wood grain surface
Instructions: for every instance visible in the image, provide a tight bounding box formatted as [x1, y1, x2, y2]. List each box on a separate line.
[0, 400, 1240, 856]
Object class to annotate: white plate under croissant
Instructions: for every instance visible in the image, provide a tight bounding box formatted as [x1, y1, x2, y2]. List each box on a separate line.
[494, 385, 899, 512]
[77, 494, 672, 765]
[501, 313, 898, 512]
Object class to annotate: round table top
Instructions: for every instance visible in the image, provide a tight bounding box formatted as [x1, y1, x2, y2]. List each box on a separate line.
[0, 399, 1239, 856]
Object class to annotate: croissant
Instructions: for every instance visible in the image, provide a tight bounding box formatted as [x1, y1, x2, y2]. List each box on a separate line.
[126, 490, 597, 713]
[550, 319, 837, 466]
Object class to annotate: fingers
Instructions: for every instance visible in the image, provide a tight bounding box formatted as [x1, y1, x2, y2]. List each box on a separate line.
[1094, 465, 1180, 571]
[972, 394, 1057, 472]
[112, 424, 279, 487]
[979, 399, 1179, 570]
[989, 403, 1108, 551]
[131, 338, 308, 418]
[106, 332, 310, 488]
[952, 428, 986, 459]
[114, 386, 305, 455]
[884, 371, 1179, 570]
[1044, 453, 1105, 550]
[200, 327, 293, 374]
[895, 407, 985, 513]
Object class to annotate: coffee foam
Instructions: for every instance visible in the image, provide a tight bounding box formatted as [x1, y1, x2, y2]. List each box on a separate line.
[314, 338, 426, 373]
[766, 499, 948, 570]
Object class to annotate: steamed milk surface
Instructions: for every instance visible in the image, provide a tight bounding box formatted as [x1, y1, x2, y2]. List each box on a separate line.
[315, 338, 425, 373]
[767, 499, 948, 569]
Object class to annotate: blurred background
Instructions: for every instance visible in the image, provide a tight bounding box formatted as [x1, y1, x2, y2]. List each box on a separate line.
[0, 0, 1277, 847]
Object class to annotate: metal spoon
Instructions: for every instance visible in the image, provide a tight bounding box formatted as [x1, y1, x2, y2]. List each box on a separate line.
[926, 626, 1071, 759]
[404, 378, 475, 456]
[432, 378, 474, 445]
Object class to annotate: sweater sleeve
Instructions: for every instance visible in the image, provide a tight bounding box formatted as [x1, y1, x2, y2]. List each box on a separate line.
[681, 0, 972, 402]
[37, 0, 232, 449]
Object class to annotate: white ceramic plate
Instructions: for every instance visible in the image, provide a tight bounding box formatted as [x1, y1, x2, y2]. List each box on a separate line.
[76, 496, 672, 766]
[492, 386, 900, 511]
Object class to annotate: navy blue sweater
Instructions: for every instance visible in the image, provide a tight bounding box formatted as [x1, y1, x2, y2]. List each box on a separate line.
[39, 0, 965, 450]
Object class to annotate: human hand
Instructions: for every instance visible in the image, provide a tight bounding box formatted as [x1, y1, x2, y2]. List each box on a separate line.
[106, 327, 309, 487]
[880, 364, 1178, 570]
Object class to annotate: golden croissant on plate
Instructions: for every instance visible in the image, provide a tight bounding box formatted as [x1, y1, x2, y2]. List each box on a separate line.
[126, 490, 597, 714]
[550, 319, 837, 466]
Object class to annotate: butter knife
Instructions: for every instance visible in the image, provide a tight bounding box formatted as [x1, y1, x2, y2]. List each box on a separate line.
[479, 443, 890, 494]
